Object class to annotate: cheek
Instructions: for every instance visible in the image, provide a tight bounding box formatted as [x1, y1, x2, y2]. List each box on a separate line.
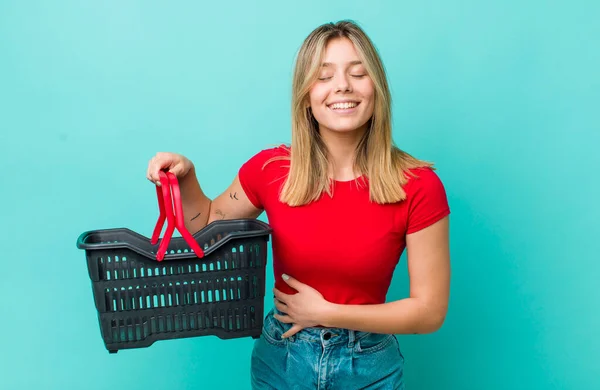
[308, 85, 328, 107]
[359, 82, 376, 114]
[360, 80, 375, 100]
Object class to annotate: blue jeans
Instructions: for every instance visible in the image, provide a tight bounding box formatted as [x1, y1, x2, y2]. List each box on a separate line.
[251, 309, 405, 389]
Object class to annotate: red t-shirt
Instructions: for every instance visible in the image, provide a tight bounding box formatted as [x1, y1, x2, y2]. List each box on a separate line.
[238, 145, 450, 305]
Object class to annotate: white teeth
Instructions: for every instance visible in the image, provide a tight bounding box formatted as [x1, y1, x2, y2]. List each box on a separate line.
[329, 102, 358, 110]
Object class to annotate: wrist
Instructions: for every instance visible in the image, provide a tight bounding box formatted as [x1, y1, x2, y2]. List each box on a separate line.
[181, 163, 197, 184]
[320, 302, 340, 328]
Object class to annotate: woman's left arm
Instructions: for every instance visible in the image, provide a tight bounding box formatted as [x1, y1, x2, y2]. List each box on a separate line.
[274, 216, 450, 338]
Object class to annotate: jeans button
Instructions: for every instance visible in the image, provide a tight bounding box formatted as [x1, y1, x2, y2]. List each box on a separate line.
[323, 332, 332, 340]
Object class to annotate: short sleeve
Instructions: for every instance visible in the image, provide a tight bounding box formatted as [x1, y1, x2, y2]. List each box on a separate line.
[238, 151, 268, 209]
[405, 168, 451, 234]
[238, 146, 287, 209]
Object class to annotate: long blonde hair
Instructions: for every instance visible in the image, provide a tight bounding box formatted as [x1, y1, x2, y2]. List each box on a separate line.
[271, 20, 433, 206]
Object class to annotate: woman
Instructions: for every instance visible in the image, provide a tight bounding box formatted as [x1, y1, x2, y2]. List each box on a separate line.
[147, 20, 450, 390]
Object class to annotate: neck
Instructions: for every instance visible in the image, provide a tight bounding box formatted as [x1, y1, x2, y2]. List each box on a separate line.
[319, 124, 368, 181]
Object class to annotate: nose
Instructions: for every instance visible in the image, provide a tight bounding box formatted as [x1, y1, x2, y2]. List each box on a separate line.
[335, 73, 352, 93]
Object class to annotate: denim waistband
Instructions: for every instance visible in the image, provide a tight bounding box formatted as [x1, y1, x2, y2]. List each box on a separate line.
[267, 308, 374, 347]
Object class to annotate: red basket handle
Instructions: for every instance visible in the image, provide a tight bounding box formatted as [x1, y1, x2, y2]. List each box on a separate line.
[151, 171, 205, 261]
[150, 172, 170, 246]
[167, 172, 205, 258]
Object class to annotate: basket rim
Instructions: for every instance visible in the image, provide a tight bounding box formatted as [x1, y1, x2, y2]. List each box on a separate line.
[76, 218, 272, 261]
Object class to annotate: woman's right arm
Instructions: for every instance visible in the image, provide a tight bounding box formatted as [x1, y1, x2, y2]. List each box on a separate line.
[147, 152, 262, 234]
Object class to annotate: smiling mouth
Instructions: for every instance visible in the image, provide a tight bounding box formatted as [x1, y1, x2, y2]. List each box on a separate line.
[327, 101, 360, 110]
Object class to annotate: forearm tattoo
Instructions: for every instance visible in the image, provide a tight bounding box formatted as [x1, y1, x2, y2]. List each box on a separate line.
[229, 192, 239, 200]
[190, 212, 201, 221]
[215, 209, 226, 220]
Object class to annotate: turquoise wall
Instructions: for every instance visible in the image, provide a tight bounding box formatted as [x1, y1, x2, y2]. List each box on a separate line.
[1, 1, 598, 389]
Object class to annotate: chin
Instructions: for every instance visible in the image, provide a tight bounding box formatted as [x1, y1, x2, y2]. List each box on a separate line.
[327, 126, 362, 133]
[322, 120, 370, 134]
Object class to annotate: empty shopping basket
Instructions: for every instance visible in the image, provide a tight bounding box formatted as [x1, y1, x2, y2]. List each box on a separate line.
[76, 171, 272, 353]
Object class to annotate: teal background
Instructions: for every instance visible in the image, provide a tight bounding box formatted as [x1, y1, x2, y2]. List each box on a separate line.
[1, 1, 598, 389]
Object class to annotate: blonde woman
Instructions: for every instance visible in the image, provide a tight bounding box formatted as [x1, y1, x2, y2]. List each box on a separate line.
[147, 20, 450, 390]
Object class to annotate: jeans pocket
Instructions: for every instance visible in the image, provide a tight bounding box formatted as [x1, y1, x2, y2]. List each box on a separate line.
[261, 313, 288, 347]
[355, 333, 396, 355]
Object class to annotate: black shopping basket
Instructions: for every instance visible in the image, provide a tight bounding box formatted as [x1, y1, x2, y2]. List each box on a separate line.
[76, 171, 272, 353]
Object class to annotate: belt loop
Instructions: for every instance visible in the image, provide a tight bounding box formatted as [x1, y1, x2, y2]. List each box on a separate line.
[348, 330, 355, 349]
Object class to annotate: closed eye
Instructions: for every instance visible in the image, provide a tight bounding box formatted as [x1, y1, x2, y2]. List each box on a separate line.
[317, 74, 366, 81]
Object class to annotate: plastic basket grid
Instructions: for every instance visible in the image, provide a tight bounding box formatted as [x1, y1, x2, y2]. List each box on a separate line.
[77, 219, 271, 353]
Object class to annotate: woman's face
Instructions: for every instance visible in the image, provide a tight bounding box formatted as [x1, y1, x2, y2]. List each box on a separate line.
[308, 37, 375, 136]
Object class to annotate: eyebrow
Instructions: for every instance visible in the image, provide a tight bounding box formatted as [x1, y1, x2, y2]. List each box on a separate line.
[321, 60, 363, 67]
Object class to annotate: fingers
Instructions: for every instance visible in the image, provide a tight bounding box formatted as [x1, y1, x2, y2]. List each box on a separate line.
[146, 154, 162, 184]
[274, 298, 287, 313]
[281, 324, 304, 339]
[281, 274, 303, 291]
[146, 152, 185, 185]
[146, 156, 162, 185]
[273, 288, 290, 302]
[273, 313, 293, 324]
[273, 313, 302, 339]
